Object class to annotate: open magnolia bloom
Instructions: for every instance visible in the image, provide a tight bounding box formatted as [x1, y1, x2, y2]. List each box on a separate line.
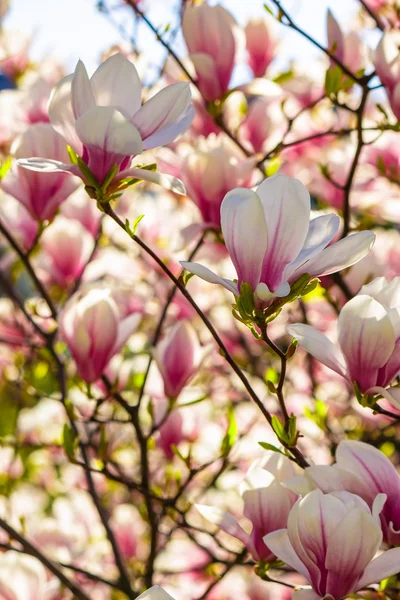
[288, 277, 400, 410]
[17, 53, 194, 195]
[181, 174, 375, 306]
[265, 489, 400, 600]
[196, 453, 298, 562]
[306, 440, 400, 546]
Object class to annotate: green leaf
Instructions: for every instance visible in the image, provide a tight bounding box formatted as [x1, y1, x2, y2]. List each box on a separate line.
[324, 65, 342, 97]
[77, 157, 99, 188]
[273, 70, 293, 85]
[263, 3, 274, 15]
[221, 406, 237, 456]
[288, 414, 297, 445]
[258, 441, 286, 455]
[67, 145, 79, 165]
[132, 214, 145, 235]
[62, 424, 78, 461]
[101, 163, 118, 192]
[0, 156, 12, 179]
[271, 415, 289, 444]
[171, 444, 190, 467]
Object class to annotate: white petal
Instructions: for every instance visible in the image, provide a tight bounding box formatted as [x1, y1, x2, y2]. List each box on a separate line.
[338, 295, 396, 388]
[137, 585, 176, 600]
[287, 323, 347, 377]
[90, 53, 142, 119]
[306, 465, 363, 495]
[256, 174, 310, 290]
[288, 213, 340, 277]
[132, 82, 192, 145]
[295, 231, 375, 279]
[16, 157, 78, 175]
[75, 106, 143, 156]
[116, 166, 186, 195]
[114, 313, 141, 354]
[264, 529, 311, 581]
[368, 386, 400, 411]
[221, 187, 267, 290]
[48, 74, 82, 152]
[195, 504, 250, 547]
[180, 261, 238, 295]
[71, 60, 95, 119]
[357, 548, 400, 589]
[141, 105, 195, 150]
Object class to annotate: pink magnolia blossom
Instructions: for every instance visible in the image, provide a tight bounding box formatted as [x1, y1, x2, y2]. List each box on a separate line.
[265, 489, 400, 600]
[60, 288, 141, 382]
[181, 134, 256, 228]
[0, 194, 38, 251]
[0, 551, 58, 600]
[374, 30, 400, 120]
[182, 4, 236, 102]
[306, 440, 400, 546]
[1, 123, 79, 221]
[327, 10, 366, 73]
[197, 453, 298, 562]
[182, 174, 375, 305]
[153, 321, 207, 399]
[61, 188, 102, 236]
[245, 15, 278, 77]
[18, 53, 194, 192]
[288, 277, 400, 409]
[38, 217, 95, 287]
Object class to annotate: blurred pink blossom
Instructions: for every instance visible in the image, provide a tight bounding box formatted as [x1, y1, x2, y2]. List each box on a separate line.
[182, 3, 236, 102]
[60, 288, 141, 382]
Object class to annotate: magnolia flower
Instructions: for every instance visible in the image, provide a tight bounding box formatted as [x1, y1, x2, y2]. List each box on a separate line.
[182, 3, 236, 101]
[38, 216, 94, 287]
[1, 123, 79, 221]
[60, 288, 141, 382]
[306, 440, 400, 546]
[288, 277, 400, 409]
[154, 321, 207, 399]
[18, 53, 194, 193]
[197, 453, 298, 561]
[182, 174, 375, 305]
[245, 15, 278, 78]
[374, 30, 400, 120]
[327, 10, 365, 73]
[0, 551, 58, 600]
[181, 134, 256, 228]
[265, 489, 400, 600]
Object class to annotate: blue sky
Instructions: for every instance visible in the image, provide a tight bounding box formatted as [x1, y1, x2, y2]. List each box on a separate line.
[5, 0, 366, 75]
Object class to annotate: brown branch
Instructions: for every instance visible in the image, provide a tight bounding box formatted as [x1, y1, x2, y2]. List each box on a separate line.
[0, 518, 91, 600]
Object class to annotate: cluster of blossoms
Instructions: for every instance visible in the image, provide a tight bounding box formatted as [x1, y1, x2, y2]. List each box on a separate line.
[1, 0, 400, 599]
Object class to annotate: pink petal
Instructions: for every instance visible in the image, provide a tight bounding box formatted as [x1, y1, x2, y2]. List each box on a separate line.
[257, 174, 310, 291]
[131, 82, 193, 147]
[357, 548, 400, 589]
[221, 187, 267, 290]
[338, 295, 395, 390]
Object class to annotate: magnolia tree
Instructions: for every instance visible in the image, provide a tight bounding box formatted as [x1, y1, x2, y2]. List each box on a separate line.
[2, 0, 400, 598]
